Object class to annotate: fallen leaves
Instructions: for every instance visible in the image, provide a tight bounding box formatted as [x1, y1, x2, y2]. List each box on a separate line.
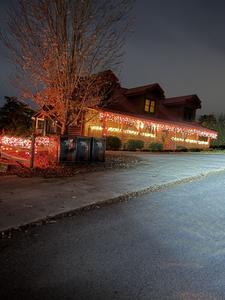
[0, 153, 141, 178]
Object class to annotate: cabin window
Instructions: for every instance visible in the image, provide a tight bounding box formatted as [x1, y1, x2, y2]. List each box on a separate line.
[199, 136, 208, 142]
[145, 99, 156, 114]
[150, 100, 155, 113]
[145, 99, 150, 112]
[184, 108, 193, 121]
[37, 119, 44, 129]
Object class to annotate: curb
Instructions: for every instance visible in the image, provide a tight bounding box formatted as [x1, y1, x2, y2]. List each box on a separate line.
[1, 167, 225, 239]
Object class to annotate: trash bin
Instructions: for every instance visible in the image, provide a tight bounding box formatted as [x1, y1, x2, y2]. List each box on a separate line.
[59, 136, 77, 163]
[91, 138, 106, 162]
[59, 136, 105, 163]
[75, 136, 92, 161]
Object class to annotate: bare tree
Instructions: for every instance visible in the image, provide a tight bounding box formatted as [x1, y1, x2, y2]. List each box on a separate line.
[1, 0, 132, 134]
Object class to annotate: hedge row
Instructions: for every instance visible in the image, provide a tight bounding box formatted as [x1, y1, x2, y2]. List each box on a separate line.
[106, 136, 164, 151]
[106, 136, 204, 152]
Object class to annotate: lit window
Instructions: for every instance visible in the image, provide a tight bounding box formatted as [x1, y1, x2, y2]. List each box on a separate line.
[150, 100, 155, 113]
[145, 99, 156, 113]
[145, 99, 150, 112]
[199, 136, 208, 142]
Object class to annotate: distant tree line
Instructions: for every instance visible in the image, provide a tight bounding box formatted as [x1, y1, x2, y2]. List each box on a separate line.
[199, 114, 225, 148]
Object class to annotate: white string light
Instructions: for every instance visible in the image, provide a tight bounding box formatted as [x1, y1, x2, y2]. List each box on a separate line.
[98, 111, 217, 139]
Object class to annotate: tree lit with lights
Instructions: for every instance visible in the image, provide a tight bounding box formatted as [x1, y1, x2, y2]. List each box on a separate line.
[0, 0, 132, 134]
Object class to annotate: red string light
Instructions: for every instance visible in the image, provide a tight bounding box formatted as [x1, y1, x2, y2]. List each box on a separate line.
[0, 136, 53, 149]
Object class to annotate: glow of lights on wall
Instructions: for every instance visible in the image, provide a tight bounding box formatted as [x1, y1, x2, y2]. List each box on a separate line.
[171, 137, 209, 145]
[98, 112, 217, 139]
[141, 132, 156, 138]
[123, 129, 139, 136]
[108, 127, 122, 133]
[90, 126, 102, 131]
[90, 125, 156, 138]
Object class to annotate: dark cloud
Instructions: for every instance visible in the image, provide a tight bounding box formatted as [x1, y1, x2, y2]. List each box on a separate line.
[120, 0, 225, 115]
[1, 0, 225, 114]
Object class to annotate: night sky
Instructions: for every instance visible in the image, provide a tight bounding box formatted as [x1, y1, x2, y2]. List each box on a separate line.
[1, 0, 225, 115]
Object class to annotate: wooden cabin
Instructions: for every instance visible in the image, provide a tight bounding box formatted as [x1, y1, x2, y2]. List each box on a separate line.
[34, 71, 217, 150]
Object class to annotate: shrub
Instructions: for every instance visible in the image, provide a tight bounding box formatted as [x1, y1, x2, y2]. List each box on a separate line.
[211, 145, 225, 150]
[188, 148, 202, 152]
[106, 136, 122, 150]
[176, 145, 188, 152]
[126, 139, 144, 151]
[149, 142, 163, 152]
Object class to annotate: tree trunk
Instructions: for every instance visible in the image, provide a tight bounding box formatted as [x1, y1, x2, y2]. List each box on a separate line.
[61, 123, 67, 135]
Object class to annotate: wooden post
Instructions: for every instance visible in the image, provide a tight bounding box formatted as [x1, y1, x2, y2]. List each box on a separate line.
[208, 137, 211, 147]
[35, 117, 38, 134]
[56, 135, 60, 165]
[43, 119, 47, 136]
[30, 134, 36, 169]
[102, 113, 108, 137]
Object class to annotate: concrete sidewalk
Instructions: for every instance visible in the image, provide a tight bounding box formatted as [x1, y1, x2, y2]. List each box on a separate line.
[1, 152, 225, 234]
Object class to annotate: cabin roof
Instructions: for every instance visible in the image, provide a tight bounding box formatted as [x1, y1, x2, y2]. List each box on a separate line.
[163, 95, 201, 108]
[124, 83, 165, 97]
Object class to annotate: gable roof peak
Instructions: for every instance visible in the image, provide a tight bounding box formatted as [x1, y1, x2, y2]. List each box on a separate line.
[124, 83, 165, 97]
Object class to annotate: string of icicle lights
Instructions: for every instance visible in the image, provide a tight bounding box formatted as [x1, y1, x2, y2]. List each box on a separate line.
[98, 111, 217, 139]
[0, 136, 53, 149]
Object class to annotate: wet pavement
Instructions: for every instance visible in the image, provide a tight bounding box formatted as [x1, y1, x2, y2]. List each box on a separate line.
[1, 152, 225, 232]
[1, 170, 225, 299]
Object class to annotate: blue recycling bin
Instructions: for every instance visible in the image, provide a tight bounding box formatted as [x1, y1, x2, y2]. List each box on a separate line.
[75, 136, 92, 161]
[59, 136, 105, 163]
[59, 136, 77, 163]
[91, 138, 106, 162]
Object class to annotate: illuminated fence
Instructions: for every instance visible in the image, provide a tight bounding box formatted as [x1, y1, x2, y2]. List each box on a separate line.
[0, 135, 59, 167]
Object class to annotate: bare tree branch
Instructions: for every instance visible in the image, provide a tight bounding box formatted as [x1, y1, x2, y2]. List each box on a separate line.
[0, 0, 133, 134]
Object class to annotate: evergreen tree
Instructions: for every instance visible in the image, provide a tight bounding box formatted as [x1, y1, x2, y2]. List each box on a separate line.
[199, 114, 225, 147]
[0, 97, 34, 135]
